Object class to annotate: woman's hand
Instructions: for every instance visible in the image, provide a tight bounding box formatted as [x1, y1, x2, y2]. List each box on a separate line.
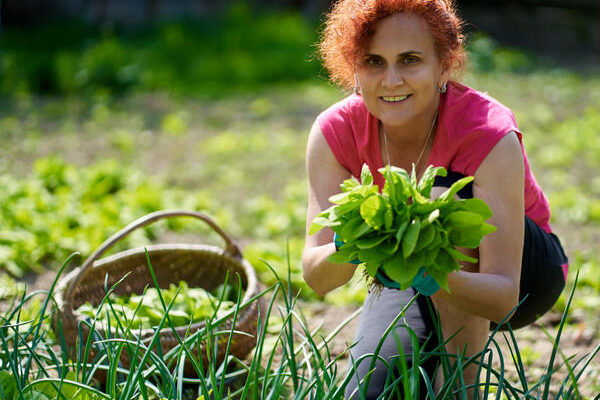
[302, 120, 358, 296]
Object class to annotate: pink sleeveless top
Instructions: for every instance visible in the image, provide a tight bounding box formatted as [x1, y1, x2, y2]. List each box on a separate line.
[317, 82, 553, 234]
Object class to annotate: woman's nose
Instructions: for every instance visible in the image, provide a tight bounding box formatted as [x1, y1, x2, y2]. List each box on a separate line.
[382, 66, 404, 87]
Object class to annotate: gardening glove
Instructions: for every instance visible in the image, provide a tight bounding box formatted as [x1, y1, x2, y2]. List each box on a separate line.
[333, 233, 361, 265]
[410, 267, 440, 296]
[375, 267, 439, 295]
[375, 268, 401, 289]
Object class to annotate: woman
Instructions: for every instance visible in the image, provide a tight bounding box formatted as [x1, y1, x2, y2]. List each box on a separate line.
[302, 0, 569, 398]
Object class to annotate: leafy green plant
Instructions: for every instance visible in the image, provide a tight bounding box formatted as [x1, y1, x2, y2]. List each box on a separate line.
[0, 156, 221, 277]
[76, 281, 238, 331]
[310, 164, 496, 291]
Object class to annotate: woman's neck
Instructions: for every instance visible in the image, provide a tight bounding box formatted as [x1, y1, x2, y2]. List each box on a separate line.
[380, 104, 440, 174]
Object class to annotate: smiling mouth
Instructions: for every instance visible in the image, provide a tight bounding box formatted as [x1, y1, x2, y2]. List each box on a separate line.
[381, 95, 411, 102]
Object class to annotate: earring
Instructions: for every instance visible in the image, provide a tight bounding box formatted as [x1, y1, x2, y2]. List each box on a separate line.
[439, 82, 447, 94]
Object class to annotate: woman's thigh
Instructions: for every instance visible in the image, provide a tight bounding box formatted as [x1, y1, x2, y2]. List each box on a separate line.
[345, 287, 438, 399]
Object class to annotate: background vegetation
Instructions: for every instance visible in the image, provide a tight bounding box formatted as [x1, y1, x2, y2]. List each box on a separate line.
[1, 2, 599, 397]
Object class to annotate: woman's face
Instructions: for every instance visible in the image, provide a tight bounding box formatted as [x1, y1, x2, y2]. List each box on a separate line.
[355, 13, 448, 130]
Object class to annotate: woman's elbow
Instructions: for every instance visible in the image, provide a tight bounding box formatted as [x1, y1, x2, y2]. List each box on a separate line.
[302, 248, 354, 296]
[492, 285, 520, 324]
[302, 252, 328, 296]
[304, 273, 329, 297]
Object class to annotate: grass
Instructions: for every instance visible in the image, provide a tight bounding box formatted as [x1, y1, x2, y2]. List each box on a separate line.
[0, 251, 598, 399]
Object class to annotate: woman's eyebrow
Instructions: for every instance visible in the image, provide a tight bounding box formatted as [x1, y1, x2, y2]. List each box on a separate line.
[364, 50, 424, 57]
[397, 50, 424, 57]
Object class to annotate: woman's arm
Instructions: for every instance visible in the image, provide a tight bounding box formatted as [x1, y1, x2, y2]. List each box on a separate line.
[302, 120, 358, 296]
[432, 132, 525, 323]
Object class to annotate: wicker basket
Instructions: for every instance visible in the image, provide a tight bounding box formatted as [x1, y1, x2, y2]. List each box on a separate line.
[54, 210, 263, 377]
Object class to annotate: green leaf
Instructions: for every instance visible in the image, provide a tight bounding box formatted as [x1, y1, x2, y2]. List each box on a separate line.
[381, 253, 411, 287]
[423, 247, 439, 267]
[380, 165, 410, 207]
[438, 176, 474, 202]
[380, 236, 401, 255]
[364, 260, 380, 277]
[446, 211, 484, 229]
[456, 198, 493, 219]
[330, 199, 363, 217]
[395, 221, 409, 243]
[409, 164, 418, 189]
[341, 217, 371, 241]
[358, 247, 389, 265]
[384, 202, 394, 230]
[340, 177, 360, 192]
[418, 165, 447, 197]
[327, 246, 359, 264]
[360, 163, 374, 186]
[360, 194, 386, 230]
[402, 218, 421, 258]
[0, 370, 16, 400]
[426, 267, 450, 293]
[435, 248, 461, 272]
[480, 222, 497, 236]
[22, 390, 51, 400]
[32, 377, 79, 400]
[356, 234, 390, 249]
[449, 229, 483, 248]
[445, 247, 479, 264]
[406, 251, 426, 272]
[426, 228, 442, 250]
[329, 191, 352, 204]
[410, 188, 429, 205]
[415, 223, 435, 252]
[308, 216, 339, 235]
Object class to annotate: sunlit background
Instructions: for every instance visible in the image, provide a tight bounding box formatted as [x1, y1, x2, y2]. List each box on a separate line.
[1, 0, 599, 395]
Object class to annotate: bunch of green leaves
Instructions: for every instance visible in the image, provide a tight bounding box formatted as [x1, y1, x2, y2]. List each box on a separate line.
[76, 281, 237, 331]
[310, 164, 496, 291]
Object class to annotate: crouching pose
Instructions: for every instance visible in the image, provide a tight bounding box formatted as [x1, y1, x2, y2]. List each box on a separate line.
[302, 0, 568, 398]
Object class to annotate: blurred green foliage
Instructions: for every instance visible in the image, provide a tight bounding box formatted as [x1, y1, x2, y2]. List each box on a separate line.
[0, 157, 198, 276]
[467, 32, 536, 73]
[0, 3, 321, 97]
[0, 4, 556, 99]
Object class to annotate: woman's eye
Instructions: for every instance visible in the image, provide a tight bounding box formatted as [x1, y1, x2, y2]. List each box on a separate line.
[365, 57, 383, 67]
[403, 56, 420, 65]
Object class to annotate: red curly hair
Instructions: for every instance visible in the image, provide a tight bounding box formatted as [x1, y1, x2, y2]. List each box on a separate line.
[319, 0, 466, 90]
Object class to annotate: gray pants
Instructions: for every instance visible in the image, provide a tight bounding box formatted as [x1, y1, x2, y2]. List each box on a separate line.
[345, 287, 439, 399]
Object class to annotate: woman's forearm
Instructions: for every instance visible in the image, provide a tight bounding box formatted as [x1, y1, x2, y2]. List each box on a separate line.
[433, 270, 520, 323]
[302, 243, 357, 296]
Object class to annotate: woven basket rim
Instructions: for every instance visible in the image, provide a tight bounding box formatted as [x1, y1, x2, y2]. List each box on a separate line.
[55, 243, 261, 339]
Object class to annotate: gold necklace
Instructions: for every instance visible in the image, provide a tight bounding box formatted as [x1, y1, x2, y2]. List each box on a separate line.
[383, 108, 439, 168]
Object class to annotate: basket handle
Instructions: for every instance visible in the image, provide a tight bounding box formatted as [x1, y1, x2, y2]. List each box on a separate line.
[65, 210, 242, 304]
